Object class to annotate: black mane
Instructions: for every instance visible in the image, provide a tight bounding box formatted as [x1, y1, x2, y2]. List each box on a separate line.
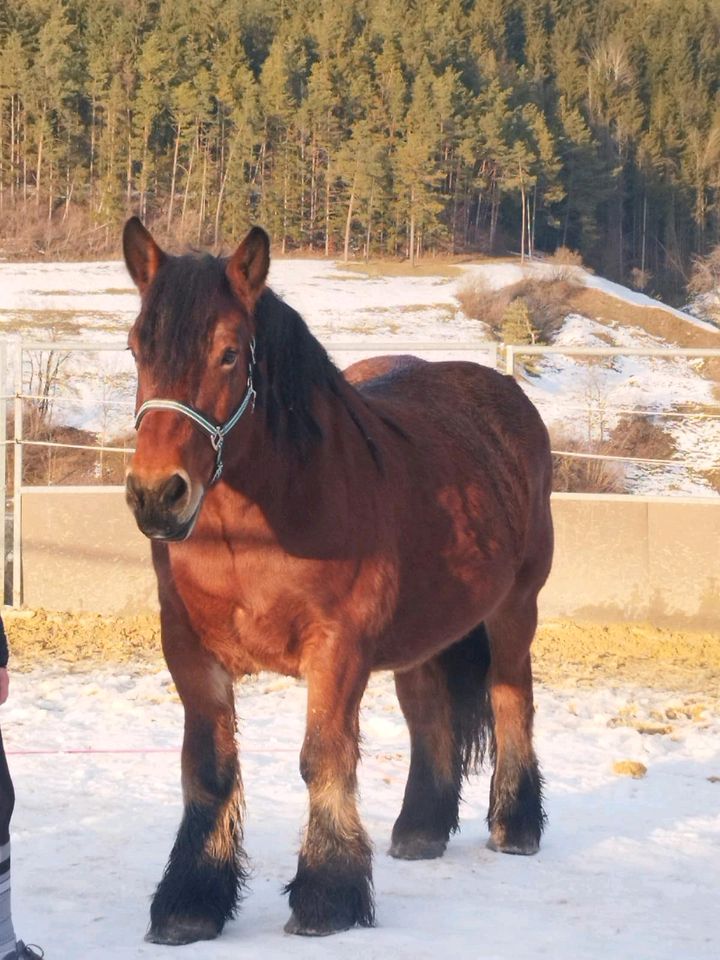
[253, 287, 343, 456]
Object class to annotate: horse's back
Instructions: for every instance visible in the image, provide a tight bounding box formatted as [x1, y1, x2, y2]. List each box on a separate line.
[351, 354, 550, 469]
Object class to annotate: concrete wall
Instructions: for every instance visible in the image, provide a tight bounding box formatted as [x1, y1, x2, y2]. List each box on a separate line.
[20, 487, 157, 616]
[19, 488, 720, 629]
[543, 493, 720, 629]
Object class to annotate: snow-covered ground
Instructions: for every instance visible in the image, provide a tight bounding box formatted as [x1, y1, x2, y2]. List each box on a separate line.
[3, 665, 718, 960]
[0, 256, 718, 495]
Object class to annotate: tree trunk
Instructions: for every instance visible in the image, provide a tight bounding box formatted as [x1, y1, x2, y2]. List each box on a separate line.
[180, 131, 197, 232]
[36, 112, 45, 207]
[167, 124, 181, 233]
[409, 185, 416, 266]
[140, 121, 149, 220]
[126, 117, 133, 205]
[343, 173, 357, 262]
[198, 137, 208, 244]
[89, 96, 96, 204]
[324, 156, 331, 257]
[489, 175, 499, 251]
[282, 139, 289, 255]
[365, 178, 375, 261]
[530, 183, 537, 258]
[214, 136, 238, 246]
[641, 192, 647, 274]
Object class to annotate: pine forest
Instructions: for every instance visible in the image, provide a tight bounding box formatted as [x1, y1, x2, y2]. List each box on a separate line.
[1, 0, 720, 302]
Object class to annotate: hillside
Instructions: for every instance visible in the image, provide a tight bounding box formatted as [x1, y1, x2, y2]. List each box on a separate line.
[0, 254, 718, 496]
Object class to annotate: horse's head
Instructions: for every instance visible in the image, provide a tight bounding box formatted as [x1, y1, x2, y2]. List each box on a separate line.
[123, 218, 269, 541]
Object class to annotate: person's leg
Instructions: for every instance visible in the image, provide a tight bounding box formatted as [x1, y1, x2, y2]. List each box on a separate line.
[0, 727, 16, 959]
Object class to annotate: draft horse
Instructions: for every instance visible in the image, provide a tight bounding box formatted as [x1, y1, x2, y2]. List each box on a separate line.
[122, 217, 554, 944]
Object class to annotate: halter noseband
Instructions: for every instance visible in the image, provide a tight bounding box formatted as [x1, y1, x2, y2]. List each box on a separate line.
[134, 339, 257, 486]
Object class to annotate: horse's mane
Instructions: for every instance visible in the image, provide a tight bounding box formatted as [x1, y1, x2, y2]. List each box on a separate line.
[254, 287, 344, 457]
[136, 254, 377, 462]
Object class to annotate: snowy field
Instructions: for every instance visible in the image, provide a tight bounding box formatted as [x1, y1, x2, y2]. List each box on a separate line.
[3, 663, 719, 960]
[0, 254, 718, 495]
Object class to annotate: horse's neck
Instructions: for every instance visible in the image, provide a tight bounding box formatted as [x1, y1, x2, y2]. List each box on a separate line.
[219, 381, 383, 554]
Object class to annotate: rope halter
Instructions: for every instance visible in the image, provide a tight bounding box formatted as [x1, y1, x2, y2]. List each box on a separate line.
[134, 338, 257, 486]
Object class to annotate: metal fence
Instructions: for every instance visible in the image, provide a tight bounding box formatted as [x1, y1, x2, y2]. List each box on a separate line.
[505, 343, 720, 481]
[3, 336, 720, 606]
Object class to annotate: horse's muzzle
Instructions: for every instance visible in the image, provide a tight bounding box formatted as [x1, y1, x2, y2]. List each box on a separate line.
[125, 470, 201, 541]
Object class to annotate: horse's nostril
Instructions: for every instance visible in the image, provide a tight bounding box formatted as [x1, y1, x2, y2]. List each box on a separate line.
[125, 473, 145, 510]
[161, 473, 189, 509]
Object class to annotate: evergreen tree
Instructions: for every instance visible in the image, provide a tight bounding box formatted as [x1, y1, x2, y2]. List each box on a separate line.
[0, 0, 719, 302]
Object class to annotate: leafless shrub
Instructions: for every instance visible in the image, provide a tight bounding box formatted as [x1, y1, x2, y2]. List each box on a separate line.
[0, 200, 122, 259]
[21, 424, 132, 487]
[706, 467, 720, 495]
[547, 246, 584, 281]
[630, 267, 652, 291]
[550, 429, 625, 494]
[605, 414, 675, 462]
[456, 273, 579, 345]
[688, 247, 720, 327]
[550, 414, 676, 494]
[455, 276, 512, 333]
[507, 277, 579, 343]
[688, 246, 720, 297]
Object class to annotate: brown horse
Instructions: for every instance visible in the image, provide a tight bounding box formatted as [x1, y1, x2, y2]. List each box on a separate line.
[122, 217, 553, 944]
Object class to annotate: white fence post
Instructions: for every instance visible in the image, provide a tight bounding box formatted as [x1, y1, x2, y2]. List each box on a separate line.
[13, 339, 23, 607]
[505, 344, 516, 376]
[0, 341, 6, 604]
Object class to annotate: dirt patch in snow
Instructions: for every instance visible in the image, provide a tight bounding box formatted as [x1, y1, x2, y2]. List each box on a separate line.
[569, 287, 720, 349]
[2, 608, 163, 670]
[533, 619, 720, 697]
[2, 609, 718, 700]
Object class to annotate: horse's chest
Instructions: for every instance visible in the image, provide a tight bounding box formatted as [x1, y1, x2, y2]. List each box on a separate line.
[171, 562, 304, 676]
[169, 545, 381, 677]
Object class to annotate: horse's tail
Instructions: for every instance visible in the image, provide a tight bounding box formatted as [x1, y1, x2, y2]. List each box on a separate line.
[439, 623, 495, 780]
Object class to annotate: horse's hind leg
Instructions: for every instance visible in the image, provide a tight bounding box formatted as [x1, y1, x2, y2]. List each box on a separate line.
[147, 605, 245, 945]
[485, 590, 545, 855]
[390, 625, 493, 860]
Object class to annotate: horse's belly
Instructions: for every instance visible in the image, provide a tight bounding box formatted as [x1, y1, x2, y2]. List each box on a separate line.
[369, 530, 516, 670]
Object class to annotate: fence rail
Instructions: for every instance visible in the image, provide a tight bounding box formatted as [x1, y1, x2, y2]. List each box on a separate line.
[505, 343, 720, 475]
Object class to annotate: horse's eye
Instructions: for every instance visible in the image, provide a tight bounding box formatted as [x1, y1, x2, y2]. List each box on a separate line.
[220, 348, 239, 367]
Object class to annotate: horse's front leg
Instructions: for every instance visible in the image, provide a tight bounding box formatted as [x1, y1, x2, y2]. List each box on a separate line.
[147, 615, 245, 945]
[285, 637, 374, 936]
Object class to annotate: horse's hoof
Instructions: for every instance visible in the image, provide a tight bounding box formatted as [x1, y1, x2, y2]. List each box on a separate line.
[284, 911, 349, 937]
[145, 916, 220, 945]
[487, 834, 539, 856]
[388, 836, 447, 860]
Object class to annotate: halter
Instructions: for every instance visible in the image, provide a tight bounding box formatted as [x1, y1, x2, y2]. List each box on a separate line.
[134, 339, 257, 486]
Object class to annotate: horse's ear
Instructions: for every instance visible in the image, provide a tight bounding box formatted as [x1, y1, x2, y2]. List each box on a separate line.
[123, 217, 166, 293]
[226, 227, 270, 306]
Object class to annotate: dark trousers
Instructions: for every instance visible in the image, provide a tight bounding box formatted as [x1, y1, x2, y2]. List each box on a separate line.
[0, 728, 14, 846]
